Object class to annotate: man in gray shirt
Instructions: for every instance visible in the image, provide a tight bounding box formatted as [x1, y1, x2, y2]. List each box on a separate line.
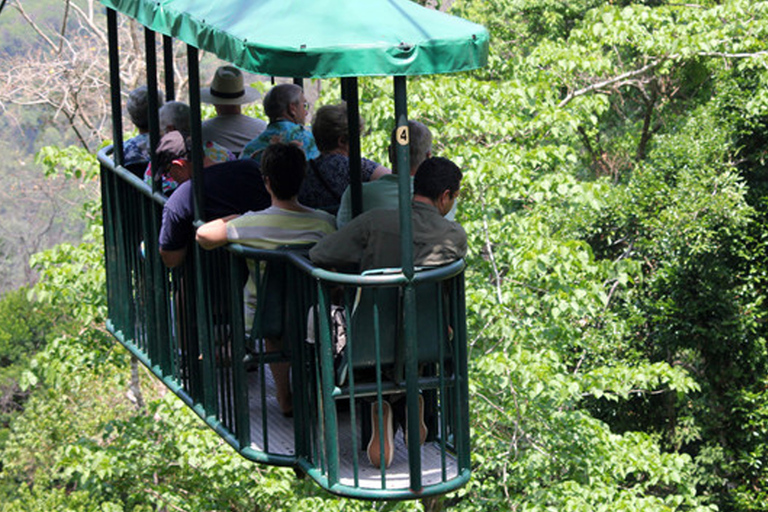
[200, 66, 266, 154]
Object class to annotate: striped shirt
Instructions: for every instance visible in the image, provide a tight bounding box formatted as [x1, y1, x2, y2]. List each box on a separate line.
[226, 205, 336, 248]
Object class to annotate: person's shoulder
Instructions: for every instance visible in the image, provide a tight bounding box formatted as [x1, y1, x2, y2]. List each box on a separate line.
[241, 114, 267, 126]
[208, 157, 260, 174]
[348, 207, 397, 228]
[164, 180, 193, 208]
[313, 208, 337, 225]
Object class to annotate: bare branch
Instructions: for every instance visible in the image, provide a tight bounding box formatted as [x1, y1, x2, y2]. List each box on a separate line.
[559, 59, 666, 108]
[9, 0, 59, 50]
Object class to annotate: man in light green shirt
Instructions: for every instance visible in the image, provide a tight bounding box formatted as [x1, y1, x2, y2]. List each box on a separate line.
[335, 120, 433, 228]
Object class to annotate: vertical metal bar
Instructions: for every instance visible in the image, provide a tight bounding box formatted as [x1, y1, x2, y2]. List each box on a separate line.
[196, 248, 217, 414]
[340, 79, 349, 102]
[436, 282, 448, 481]
[344, 288, 360, 486]
[404, 282, 422, 492]
[293, 77, 304, 88]
[100, 164, 117, 325]
[187, 45, 205, 221]
[342, 77, 363, 219]
[107, 9, 124, 166]
[372, 290, 387, 487]
[253, 260, 270, 451]
[230, 253, 251, 448]
[393, 76, 413, 278]
[317, 285, 339, 485]
[394, 75, 422, 491]
[143, 27, 164, 364]
[145, 28, 161, 163]
[455, 272, 470, 471]
[163, 35, 175, 101]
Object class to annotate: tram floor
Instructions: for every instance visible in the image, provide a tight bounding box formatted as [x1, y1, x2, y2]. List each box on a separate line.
[247, 369, 459, 489]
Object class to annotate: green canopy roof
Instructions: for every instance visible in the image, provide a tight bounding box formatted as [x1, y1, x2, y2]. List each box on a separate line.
[100, 0, 488, 78]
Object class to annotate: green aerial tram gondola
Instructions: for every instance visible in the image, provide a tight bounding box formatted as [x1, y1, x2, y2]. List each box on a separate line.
[97, 0, 488, 501]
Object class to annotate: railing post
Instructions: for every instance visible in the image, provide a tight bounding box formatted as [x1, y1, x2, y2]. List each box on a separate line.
[317, 284, 340, 485]
[229, 253, 251, 448]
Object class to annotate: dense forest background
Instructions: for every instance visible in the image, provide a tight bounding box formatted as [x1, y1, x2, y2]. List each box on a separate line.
[1, 0, 768, 510]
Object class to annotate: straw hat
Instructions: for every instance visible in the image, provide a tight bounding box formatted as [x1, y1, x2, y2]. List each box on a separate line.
[200, 66, 259, 105]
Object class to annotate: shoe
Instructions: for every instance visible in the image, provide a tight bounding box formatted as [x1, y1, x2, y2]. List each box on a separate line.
[405, 394, 427, 447]
[367, 400, 394, 468]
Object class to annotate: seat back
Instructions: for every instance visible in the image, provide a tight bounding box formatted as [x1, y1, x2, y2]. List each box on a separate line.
[345, 278, 446, 379]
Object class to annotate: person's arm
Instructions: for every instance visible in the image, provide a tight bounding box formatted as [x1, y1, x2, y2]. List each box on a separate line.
[335, 187, 352, 228]
[196, 214, 240, 250]
[309, 214, 367, 270]
[159, 247, 187, 268]
[158, 184, 193, 268]
[369, 164, 391, 181]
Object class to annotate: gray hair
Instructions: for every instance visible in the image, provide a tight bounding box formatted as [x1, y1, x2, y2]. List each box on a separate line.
[127, 85, 164, 130]
[159, 101, 190, 135]
[263, 83, 303, 122]
[389, 120, 433, 174]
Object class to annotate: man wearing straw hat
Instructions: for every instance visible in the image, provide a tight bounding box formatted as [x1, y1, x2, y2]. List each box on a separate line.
[201, 65, 267, 155]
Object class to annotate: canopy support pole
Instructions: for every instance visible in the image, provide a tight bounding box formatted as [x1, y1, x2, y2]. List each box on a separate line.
[394, 75, 423, 492]
[107, 8, 123, 166]
[188, 45, 205, 221]
[145, 28, 161, 184]
[342, 77, 363, 218]
[163, 35, 175, 101]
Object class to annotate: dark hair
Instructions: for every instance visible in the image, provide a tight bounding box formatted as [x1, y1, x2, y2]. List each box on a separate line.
[127, 85, 164, 130]
[413, 157, 462, 201]
[260, 142, 307, 200]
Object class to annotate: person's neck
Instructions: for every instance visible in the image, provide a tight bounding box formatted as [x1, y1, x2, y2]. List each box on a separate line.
[413, 195, 436, 208]
[276, 115, 298, 125]
[215, 105, 241, 116]
[323, 148, 348, 157]
[272, 197, 309, 212]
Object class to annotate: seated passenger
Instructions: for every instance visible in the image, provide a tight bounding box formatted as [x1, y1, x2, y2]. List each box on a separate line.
[143, 102, 236, 194]
[309, 156, 466, 468]
[156, 131, 270, 268]
[240, 83, 319, 162]
[197, 143, 336, 416]
[335, 120, 432, 228]
[298, 102, 389, 212]
[200, 66, 267, 155]
[123, 85, 164, 167]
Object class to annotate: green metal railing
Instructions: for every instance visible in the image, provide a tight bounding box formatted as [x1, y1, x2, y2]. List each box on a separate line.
[98, 148, 470, 499]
